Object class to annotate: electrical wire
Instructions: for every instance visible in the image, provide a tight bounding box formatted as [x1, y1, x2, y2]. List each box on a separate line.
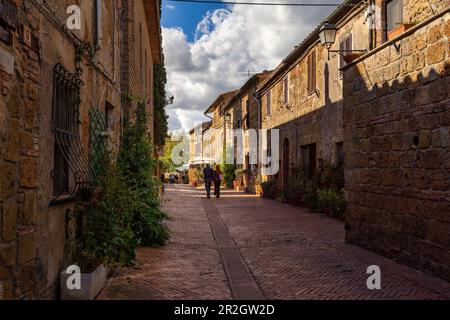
[166, 0, 361, 7]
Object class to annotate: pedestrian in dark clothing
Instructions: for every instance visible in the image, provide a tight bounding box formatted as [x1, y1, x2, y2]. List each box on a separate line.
[213, 165, 223, 198]
[203, 164, 214, 199]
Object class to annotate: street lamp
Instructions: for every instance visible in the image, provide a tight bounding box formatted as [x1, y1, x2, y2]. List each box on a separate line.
[166, 96, 175, 106]
[319, 22, 367, 60]
[319, 22, 337, 50]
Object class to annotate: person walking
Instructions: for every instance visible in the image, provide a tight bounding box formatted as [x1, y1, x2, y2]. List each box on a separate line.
[213, 165, 223, 198]
[203, 164, 214, 199]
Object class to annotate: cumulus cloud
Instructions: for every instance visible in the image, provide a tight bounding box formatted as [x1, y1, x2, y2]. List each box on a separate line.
[162, 1, 342, 131]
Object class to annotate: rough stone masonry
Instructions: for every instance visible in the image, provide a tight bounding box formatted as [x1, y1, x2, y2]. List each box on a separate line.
[343, 11, 450, 282]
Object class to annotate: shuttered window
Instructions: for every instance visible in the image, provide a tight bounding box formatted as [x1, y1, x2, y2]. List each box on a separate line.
[339, 34, 353, 70]
[307, 50, 316, 94]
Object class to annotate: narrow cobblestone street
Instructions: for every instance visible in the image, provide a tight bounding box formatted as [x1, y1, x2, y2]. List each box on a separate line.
[98, 185, 450, 300]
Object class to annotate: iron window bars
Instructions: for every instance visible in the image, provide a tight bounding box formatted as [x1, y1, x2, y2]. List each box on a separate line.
[50, 63, 96, 207]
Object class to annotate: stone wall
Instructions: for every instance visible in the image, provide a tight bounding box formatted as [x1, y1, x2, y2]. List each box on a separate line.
[258, 14, 365, 184]
[259, 5, 373, 185]
[121, 0, 155, 141]
[0, 0, 144, 299]
[0, 0, 41, 299]
[343, 11, 450, 281]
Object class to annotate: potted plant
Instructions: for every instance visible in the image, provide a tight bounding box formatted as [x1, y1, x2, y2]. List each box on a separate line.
[234, 169, 247, 191]
[60, 263, 108, 300]
[317, 189, 347, 220]
[254, 175, 263, 197]
[387, 22, 416, 41]
[60, 160, 139, 300]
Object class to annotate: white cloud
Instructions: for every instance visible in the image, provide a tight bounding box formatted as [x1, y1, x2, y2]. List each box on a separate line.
[166, 4, 176, 10]
[162, 1, 342, 132]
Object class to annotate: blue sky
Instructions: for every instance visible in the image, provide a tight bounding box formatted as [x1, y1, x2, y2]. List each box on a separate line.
[160, 0, 342, 131]
[161, 0, 226, 42]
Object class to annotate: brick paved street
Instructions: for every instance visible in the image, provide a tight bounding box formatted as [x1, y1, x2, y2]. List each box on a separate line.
[98, 185, 450, 300]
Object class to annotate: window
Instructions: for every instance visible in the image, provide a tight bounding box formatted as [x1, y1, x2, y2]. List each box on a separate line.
[336, 142, 344, 167]
[300, 143, 317, 178]
[339, 33, 352, 72]
[53, 144, 69, 195]
[52, 65, 80, 196]
[283, 75, 289, 104]
[105, 101, 115, 131]
[266, 91, 271, 116]
[51, 64, 94, 206]
[386, 0, 403, 32]
[307, 50, 316, 94]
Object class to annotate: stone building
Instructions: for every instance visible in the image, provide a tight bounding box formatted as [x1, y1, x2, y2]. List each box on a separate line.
[253, 0, 449, 281]
[256, 0, 370, 188]
[204, 90, 237, 164]
[220, 72, 271, 192]
[343, 2, 450, 281]
[188, 121, 213, 184]
[0, 0, 162, 299]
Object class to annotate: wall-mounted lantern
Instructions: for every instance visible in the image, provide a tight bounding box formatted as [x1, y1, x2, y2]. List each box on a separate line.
[319, 22, 367, 60]
[224, 113, 232, 124]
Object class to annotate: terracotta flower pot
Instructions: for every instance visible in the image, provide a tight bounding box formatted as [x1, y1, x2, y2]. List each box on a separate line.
[387, 24, 415, 41]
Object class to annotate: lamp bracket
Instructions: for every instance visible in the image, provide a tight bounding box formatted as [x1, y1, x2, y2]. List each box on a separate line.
[327, 48, 367, 60]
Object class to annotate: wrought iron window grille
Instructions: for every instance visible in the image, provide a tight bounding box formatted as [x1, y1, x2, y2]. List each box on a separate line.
[50, 63, 96, 207]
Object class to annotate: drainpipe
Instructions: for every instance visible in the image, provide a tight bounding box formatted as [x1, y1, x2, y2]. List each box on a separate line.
[368, 0, 374, 51]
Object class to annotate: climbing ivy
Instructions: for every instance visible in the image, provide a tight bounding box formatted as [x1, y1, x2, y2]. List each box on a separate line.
[118, 99, 170, 246]
[153, 62, 169, 147]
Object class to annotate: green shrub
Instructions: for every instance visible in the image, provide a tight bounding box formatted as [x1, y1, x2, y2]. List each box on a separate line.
[118, 99, 170, 247]
[284, 166, 307, 206]
[78, 158, 138, 270]
[318, 163, 345, 191]
[222, 164, 236, 188]
[261, 181, 280, 199]
[303, 180, 320, 211]
[317, 189, 346, 219]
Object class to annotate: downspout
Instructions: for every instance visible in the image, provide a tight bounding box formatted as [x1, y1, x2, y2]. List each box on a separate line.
[368, 0, 374, 51]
